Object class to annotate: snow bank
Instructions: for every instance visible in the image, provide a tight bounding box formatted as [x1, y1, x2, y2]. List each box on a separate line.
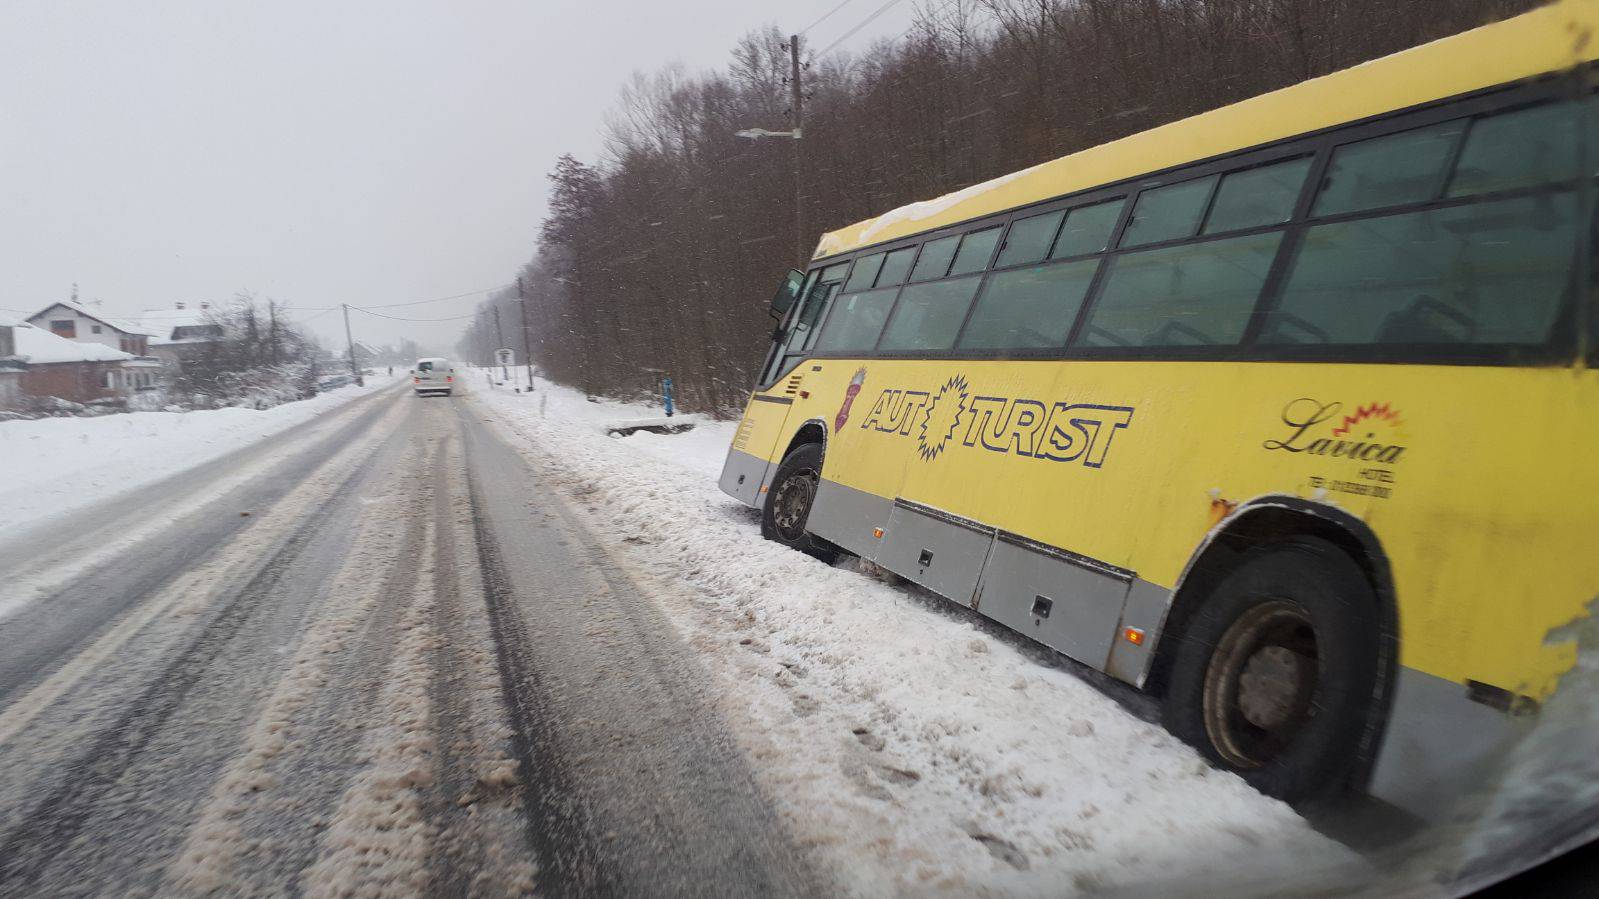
[0, 375, 402, 538]
[471, 376, 1363, 896]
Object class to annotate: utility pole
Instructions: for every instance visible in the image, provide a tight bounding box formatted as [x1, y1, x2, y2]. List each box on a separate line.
[789, 33, 805, 268]
[492, 305, 508, 382]
[341, 303, 364, 387]
[517, 277, 535, 392]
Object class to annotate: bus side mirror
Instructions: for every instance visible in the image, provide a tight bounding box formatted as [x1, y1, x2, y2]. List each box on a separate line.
[769, 269, 804, 317]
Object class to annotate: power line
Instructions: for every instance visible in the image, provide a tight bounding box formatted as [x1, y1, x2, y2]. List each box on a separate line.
[801, 0, 857, 35]
[349, 307, 480, 323]
[294, 306, 342, 324]
[357, 285, 510, 310]
[290, 284, 511, 313]
[821, 0, 954, 62]
[814, 0, 906, 58]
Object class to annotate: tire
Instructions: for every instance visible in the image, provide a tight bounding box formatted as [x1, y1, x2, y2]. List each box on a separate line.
[1160, 537, 1381, 806]
[760, 443, 840, 564]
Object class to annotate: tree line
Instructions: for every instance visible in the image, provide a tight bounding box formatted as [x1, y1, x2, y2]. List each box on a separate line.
[457, 0, 1538, 416]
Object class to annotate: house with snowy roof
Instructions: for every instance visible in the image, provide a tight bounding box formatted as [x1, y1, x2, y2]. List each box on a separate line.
[137, 301, 225, 370]
[0, 319, 163, 412]
[25, 299, 160, 357]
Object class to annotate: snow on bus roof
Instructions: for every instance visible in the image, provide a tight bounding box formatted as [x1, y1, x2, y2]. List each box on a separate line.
[815, 0, 1599, 259]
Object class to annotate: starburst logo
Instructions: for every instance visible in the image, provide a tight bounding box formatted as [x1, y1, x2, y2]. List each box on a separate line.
[916, 375, 969, 461]
[1331, 402, 1403, 438]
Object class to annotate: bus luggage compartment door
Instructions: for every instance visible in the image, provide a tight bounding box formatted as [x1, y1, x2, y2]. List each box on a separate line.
[875, 499, 996, 605]
[973, 533, 1133, 672]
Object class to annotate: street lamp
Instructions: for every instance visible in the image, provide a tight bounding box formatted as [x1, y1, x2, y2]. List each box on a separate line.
[736, 125, 806, 267]
[735, 34, 808, 266]
[735, 128, 802, 140]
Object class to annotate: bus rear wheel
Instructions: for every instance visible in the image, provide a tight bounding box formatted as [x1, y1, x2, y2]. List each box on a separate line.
[1161, 537, 1380, 806]
[761, 443, 839, 564]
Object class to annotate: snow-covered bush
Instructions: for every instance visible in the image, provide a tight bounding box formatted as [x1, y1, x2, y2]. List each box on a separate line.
[173, 294, 323, 409]
[209, 362, 318, 409]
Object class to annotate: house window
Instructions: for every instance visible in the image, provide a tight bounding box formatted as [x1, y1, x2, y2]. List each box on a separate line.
[92, 324, 103, 334]
[50, 319, 76, 338]
[103, 371, 116, 389]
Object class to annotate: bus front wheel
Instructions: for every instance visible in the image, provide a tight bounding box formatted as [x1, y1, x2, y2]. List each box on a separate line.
[761, 443, 840, 564]
[1160, 537, 1381, 806]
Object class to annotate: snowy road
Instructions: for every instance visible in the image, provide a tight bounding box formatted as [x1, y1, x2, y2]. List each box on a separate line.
[0, 385, 816, 897]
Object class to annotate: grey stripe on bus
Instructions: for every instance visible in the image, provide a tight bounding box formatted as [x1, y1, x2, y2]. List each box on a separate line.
[717, 448, 771, 509]
[1366, 665, 1535, 821]
[807, 477, 1168, 686]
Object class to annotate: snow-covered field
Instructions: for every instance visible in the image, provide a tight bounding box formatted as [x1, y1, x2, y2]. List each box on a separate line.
[470, 376, 1366, 896]
[0, 375, 401, 538]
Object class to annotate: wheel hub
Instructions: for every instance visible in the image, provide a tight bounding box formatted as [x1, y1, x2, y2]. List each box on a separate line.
[772, 469, 817, 540]
[1237, 645, 1311, 731]
[1201, 600, 1319, 769]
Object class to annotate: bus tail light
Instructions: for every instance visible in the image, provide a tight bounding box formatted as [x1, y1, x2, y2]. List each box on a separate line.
[1123, 627, 1145, 646]
[872, 527, 885, 539]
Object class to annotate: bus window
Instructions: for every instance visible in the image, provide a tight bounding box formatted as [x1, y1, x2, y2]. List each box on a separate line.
[1265, 192, 1577, 347]
[995, 210, 1064, 268]
[844, 253, 885, 292]
[958, 258, 1099, 350]
[949, 227, 1002, 275]
[1447, 100, 1585, 198]
[1050, 198, 1125, 259]
[813, 287, 899, 352]
[791, 282, 841, 354]
[1079, 232, 1282, 347]
[877, 277, 983, 351]
[1120, 177, 1217, 248]
[1313, 120, 1465, 217]
[1202, 157, 1312, 234]
[776, 266, 842, 358]
[910, 234, 960, 281]
[875, 246, 917, 286]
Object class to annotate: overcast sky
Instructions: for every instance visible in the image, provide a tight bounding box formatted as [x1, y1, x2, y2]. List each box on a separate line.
[0, 0, 916, 354]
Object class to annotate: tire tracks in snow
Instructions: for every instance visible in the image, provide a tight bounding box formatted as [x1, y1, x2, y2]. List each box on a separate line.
[455, 400, 819, 899]
[299, 515, 442, 898]
[421, 432, 538, 898]
[198, 441, 435, 890]
[464, 434, 622, 897]
[0, 397, 412, 894]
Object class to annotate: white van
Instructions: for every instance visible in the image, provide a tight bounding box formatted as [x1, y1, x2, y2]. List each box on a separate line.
[412, 357, 456, 396]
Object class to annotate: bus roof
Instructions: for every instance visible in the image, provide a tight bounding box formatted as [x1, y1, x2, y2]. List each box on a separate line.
[813, 0, 1599, 261]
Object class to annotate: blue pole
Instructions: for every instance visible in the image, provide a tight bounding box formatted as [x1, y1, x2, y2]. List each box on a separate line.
[662, 376, 675, 417]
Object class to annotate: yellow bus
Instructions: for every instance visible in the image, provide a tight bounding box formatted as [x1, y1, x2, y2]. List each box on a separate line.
[720, 2, 1599, 819]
